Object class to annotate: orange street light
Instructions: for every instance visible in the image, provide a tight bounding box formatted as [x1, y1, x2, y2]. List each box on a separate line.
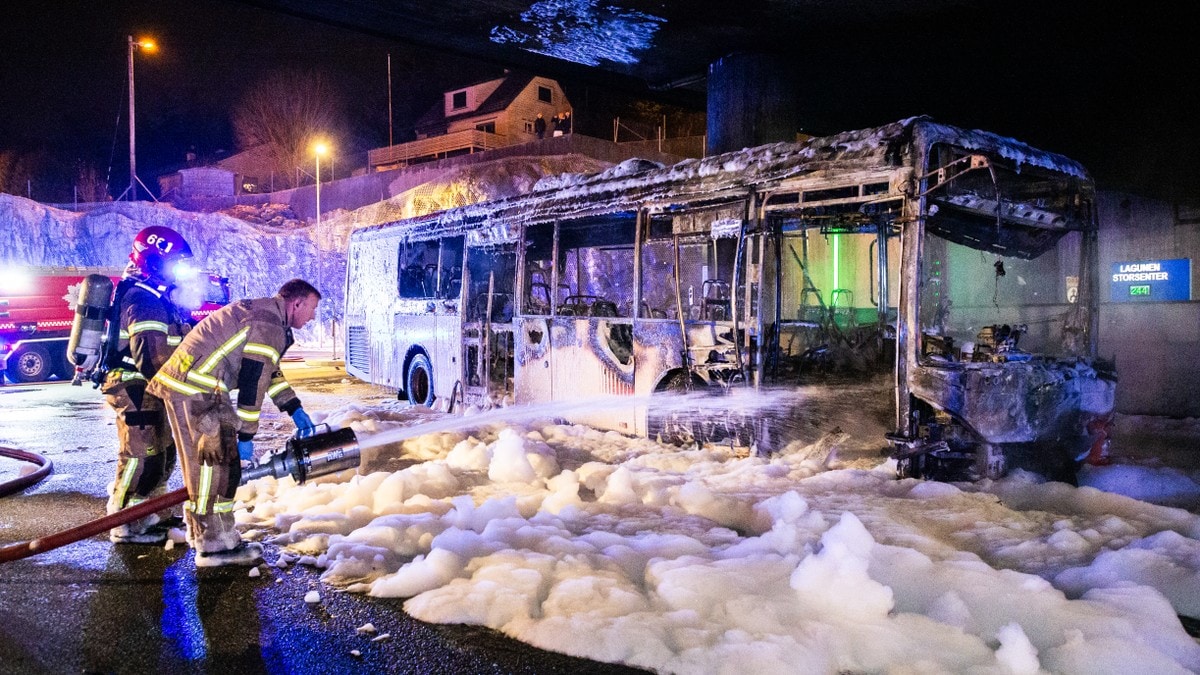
[126, 36, 157, 201]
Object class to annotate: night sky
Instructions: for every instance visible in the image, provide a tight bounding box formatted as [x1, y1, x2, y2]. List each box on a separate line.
[0, 0, 496, 200]
[1, 0, 1196, 201]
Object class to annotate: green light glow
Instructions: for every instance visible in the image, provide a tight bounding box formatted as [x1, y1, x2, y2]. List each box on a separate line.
[833, 235, 840, 291]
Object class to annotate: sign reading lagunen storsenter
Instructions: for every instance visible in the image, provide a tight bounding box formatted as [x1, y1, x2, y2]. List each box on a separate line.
[1110, 258, 1191, 302]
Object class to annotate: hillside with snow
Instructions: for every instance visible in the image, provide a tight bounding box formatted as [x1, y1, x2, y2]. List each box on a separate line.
[0, 154, 614, 346]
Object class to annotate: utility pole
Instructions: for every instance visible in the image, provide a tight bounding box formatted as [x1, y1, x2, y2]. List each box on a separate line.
[128, 35, 138, 200]
[387, 53, 394, 148]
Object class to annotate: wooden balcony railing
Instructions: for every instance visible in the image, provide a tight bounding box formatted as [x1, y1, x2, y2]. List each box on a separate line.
[368, 129, 507, 170]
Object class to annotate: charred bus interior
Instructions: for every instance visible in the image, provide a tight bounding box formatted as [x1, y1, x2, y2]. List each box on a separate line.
[764, 188, 903, 383]
[462, 242, 516, 405]
[897, 142, 1114, 481]
[629, 180, 904, 452]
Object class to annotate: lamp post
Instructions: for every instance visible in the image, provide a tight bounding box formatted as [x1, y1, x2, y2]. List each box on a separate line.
[313, 141, 329, 290]
[126, 36, 156, 201]
[312, 141, 331, 355]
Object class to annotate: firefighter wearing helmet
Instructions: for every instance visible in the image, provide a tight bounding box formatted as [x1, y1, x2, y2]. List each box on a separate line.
[148, 279, 319, 567]
[103, 225, 196, 544]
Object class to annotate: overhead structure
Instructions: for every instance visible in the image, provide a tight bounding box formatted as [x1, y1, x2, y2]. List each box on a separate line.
[229, 0, 1198, 198]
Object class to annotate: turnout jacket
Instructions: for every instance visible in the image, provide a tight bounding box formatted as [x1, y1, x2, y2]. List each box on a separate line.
[104, 280, 188, 387]
[147, 296, 301, 440]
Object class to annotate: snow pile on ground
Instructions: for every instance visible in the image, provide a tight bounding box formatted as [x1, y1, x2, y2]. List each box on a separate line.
[236, 401, 1200, 674]
[0, 193, 337, 345]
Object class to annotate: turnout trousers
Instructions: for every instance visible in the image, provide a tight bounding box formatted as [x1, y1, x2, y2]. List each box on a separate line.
[160, 391, 244, 554]
[103, 378, 176, 530]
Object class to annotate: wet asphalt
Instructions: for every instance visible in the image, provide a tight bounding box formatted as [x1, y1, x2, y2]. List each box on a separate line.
[0, 369, 649, 675]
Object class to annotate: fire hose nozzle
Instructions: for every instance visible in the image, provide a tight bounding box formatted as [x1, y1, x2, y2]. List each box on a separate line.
[240, 426, 360, 485]
[0, 427, 361, 564]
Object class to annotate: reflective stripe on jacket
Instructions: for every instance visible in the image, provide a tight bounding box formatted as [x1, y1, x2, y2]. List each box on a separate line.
[147, 296, 300, 439]
[109, 281, 189, 384]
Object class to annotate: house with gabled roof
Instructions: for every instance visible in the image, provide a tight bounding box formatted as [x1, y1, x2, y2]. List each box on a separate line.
[368, 72, 571, 171]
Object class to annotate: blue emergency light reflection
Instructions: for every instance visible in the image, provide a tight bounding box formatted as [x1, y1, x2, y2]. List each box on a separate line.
[161, 561, 208, 660]
[490, 0, 663, 66]
[171, 260, 200, 281]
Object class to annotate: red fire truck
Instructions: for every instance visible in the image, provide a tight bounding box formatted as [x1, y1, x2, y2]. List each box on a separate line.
[0, 266, 230, 384]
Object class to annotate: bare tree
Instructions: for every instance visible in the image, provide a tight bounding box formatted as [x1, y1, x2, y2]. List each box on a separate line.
[74, 161, 108, 202]
[624, 99, 707, 137]
[231, 69, 345, 189]
[0, 150, 37, 197]
[0, 150, 106, 202]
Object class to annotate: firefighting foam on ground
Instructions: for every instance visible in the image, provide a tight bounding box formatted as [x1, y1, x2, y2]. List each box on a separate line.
[2, 367, 1198, 672]
[224, 378, 1200, 674]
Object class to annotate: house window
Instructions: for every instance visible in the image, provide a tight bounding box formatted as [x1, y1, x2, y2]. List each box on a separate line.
[452, 91, 467, 109]
[476, 121, 496, 134]
[538, 86, 552, 103]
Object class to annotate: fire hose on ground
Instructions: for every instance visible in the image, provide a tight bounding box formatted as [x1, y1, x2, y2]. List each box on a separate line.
[0, 426, 359, 564]
[0, 447, 54, 499]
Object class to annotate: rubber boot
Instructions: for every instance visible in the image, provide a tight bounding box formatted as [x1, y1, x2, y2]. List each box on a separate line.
[195, 541, 264, 568]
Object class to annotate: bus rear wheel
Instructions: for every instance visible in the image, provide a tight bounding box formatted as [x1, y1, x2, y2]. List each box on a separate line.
[406, 354, 435, 407]
[648, 371, 702, 446]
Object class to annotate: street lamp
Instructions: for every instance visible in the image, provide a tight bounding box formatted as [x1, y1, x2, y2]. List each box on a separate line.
[313, 141, 329, 290]
[126, 36, 156, 201]
[312, 141, 332, 355]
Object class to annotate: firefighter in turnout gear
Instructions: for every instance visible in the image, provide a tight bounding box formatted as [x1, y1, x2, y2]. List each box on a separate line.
[105, 226, 197, 544]
[147, 279, 320, 567]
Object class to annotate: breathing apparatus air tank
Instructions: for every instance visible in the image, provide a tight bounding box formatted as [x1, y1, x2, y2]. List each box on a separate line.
[66, 274, 114, 373]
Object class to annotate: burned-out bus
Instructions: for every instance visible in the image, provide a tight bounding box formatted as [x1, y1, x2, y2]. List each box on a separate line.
[344, 117, 1115, 481]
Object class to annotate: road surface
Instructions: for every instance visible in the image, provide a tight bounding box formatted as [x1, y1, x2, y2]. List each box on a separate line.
[0, 358, 647, 675]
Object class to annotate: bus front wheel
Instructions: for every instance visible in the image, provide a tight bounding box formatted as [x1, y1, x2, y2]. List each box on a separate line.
[406, 354, 435, 407]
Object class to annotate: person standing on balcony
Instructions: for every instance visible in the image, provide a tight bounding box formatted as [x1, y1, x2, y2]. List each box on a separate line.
[534, 112, 546, 139]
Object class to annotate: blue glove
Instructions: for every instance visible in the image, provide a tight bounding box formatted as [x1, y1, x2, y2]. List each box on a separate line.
[237, 439, 255, 463]
[291, 407, 315, 437]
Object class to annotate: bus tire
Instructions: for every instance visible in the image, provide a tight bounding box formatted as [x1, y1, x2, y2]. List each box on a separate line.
[406, 353, 435, 407]
[648, 371, 701, 446]
[10, 344, 53, 383]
